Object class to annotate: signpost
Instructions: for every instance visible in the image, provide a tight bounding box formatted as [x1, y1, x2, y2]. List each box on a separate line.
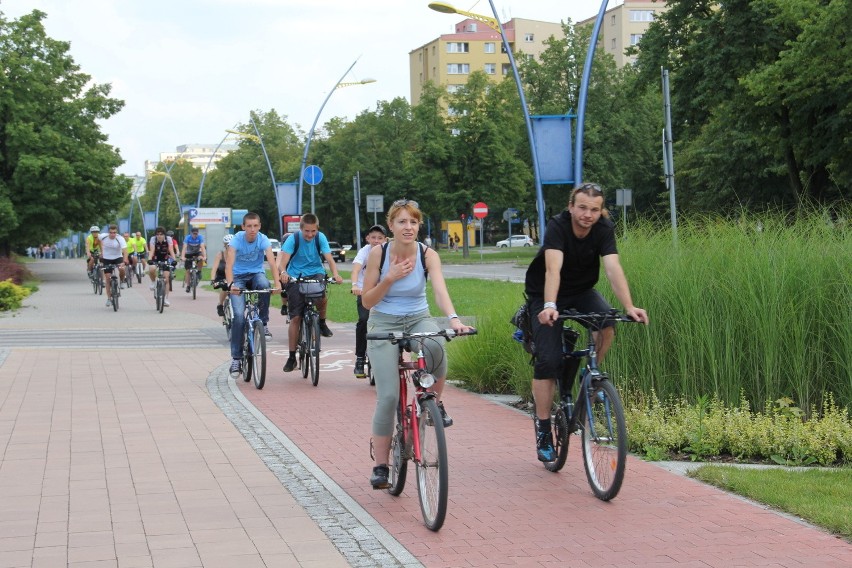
[304, 164, 323, 214]
[366, 195, 383, 225]
[615, 188, 633, 239]
[502, 207, 519, 244]
[473, 202, 488, 257]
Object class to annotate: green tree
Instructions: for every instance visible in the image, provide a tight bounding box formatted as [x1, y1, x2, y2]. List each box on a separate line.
[0, 10, 126, 254]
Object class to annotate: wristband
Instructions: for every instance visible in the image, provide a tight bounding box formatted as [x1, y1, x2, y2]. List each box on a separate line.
[543, 302, 557, 310]
[448, 313, 460, 320]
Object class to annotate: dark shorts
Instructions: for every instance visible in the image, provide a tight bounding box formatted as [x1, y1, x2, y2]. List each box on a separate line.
[151, 257, 172, 271]
[184, 253, 202, 270]
[529, 289, 613, 380]
[102, 258, 124, 273]
[285, 275, 326, 318]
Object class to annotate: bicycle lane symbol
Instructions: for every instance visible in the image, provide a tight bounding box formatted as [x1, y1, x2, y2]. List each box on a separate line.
[270, 349, 354, 372]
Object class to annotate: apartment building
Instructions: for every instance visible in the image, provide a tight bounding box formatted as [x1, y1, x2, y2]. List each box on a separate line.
[409, 17, 564, 106]
[145, 142, 237, 175]
[577, 0, 669, 67]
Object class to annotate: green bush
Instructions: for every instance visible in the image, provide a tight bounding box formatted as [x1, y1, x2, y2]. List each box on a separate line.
[0, 278, 31, 311]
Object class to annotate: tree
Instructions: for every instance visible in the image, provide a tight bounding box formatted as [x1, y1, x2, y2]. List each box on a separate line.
[0, 10, 126, 254]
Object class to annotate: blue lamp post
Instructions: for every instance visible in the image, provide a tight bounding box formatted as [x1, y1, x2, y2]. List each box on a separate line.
[297, 59, 376, 213]
[152, 165, 183, 229]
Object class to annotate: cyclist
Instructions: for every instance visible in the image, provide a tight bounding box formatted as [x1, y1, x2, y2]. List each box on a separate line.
[525, 182, 649, 462]
[225, 212, 277, 377]
[99, 224, 129, 307]
[127, 231, 148, 272]
[350, 224, 388, 378]
[181, 226, 207, 292]
[122, 232, 137, 284]
[211, 233, 233, 316]
[361, 199, 472, 489]
[85, 225, 102, 275]
[146, 226, 177, 306]
[276, 213, 344, 374]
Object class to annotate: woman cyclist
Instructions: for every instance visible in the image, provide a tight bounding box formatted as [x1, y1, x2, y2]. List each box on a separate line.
[212, 234, 233, 316]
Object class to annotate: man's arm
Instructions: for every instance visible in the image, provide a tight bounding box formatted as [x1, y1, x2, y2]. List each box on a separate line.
[602, 254, 649, 324]
[539, 249, 564, 326]
[350, 262, 364, 294]
[264, 248, 277, 282]
[277, 251, 292, 283]
[323, 254, 343, 283]
[225, 246, 236, 286]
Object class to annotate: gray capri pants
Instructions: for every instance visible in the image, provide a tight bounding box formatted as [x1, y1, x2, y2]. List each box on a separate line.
[368, 309, 447, 437]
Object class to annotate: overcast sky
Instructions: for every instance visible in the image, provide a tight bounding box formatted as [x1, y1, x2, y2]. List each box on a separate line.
[3, 0, 607, 176]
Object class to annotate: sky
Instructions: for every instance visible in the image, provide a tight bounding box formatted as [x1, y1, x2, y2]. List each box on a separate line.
[3, 0, 607, 176]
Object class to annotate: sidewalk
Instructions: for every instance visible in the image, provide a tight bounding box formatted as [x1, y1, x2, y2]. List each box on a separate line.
[1, 259, 850, 567]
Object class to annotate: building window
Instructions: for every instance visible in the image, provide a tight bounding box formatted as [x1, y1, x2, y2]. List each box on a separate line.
[630, 34, 643, 46]
[611, 14, 616, 26]
[484, 63, 496, 74]
[447, 42, 470, 53]
[484, 42, 495, 53]
[630, 10, 655, 22]
[447, 63, 470, 74]
[464, 23, 477, 32]
[502, 63, 511, 75]
[611, 38, 617, 50]
[524, 33, 534, 42]
[447, 85, 462, 94]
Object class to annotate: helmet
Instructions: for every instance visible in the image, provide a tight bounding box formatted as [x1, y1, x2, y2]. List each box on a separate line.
[89, 225, 100, 232]
[166, 230, 174, 236]
[223, 234, 234, 245]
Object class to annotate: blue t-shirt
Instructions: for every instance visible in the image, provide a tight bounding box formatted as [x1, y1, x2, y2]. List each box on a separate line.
[230, 231, 271, 275]
[183, 233, 204, 254]
[283, 231, 330, 277]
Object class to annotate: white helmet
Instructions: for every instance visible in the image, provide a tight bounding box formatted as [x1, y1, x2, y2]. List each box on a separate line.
[89, 225, 100, 232]
[223, 234, 234, 245]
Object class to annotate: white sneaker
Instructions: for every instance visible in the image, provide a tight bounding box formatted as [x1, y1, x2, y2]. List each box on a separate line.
[105, 299, 112, 307]
[163, 299, 170, 306]
[149, 283, 155, 291]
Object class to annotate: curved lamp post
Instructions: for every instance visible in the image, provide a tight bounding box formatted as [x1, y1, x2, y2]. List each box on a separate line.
[298, 60, 375, 213]
[227, 117, 282, 238]
[127, 178, 148, 239]
[151, 167, 183, 229]
[429, 1, 546, 238]
[196, 127, 239, 208]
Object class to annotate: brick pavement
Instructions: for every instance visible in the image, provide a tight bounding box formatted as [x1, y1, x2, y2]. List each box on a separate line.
[1, 259, 851, 567]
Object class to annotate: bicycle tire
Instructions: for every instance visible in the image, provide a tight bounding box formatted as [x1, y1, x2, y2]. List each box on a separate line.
[300, 319, 310, 379]
[242, 324, 253, 383]
[387, 405, 408, 496]
[309, 314, 321, 387]
[156, 279, 164, 313]
[111, 278, 119, 312]
[191, 269, 198, 300]
[538, 406, 569, 473]
[135, 263, 143, 283]
[415, 397, 448, 531]
[97, 269, 104, 295]
[223, 300, 233, 340]
[251, 323, 266, 389]
[91, 270, 99, 294]
[581, 379, 627, 501]
[125, 268, 132, 289]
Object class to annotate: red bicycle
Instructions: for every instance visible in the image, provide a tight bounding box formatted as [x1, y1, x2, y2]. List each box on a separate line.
[366, 327, 477, 531]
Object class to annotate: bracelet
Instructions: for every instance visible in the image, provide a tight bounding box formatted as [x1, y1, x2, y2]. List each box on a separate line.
[448, 313, 460, 320]
[543, 302, 557, 310]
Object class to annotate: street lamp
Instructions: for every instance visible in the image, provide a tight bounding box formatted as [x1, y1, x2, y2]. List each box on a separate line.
[298, 59, 375, 214]
[196, 127, 239, 209]
[429, 1, 546, 238]
[227, 115, 281, 237]
[127, 178, 148, 239]
[150, 168, 183, 229]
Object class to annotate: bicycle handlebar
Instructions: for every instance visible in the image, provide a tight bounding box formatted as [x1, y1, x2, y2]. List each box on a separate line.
[366, 328, 478, 342]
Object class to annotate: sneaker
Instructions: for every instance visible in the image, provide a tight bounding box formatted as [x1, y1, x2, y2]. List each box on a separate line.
[282, 357, 297, 373]
[149, 283, 155, 291]
[163, 299, 170, 307]
[370, 465, 390, 490]
[105, 299, 112, 307]
[120, 282, 126, 289]
[319, 321, 333, 337]
[536, 431, 556, 462]
[216, 304, 225, 317]
[437, 401, 453, 428]
[185, 286, 190, 293]
[229, 359, 241, 377]
[354, 357, 366, 378]
[264, 325, 272, 338]
[280, 304, 287, 316]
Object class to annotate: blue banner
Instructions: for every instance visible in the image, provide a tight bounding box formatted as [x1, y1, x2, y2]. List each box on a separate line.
[275, 182, 299, 217]
[531, 115, 574, 185]
[144, 211, 157, 231]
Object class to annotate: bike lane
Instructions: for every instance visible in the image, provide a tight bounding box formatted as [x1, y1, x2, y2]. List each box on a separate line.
[236, 324, 852, 567]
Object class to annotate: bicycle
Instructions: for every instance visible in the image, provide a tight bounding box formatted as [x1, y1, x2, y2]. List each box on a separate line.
[153, 261, 169, 313]
[291, 276, 332, 387]
[366, 327, 477, 531]
[124, 258, 134, 289]
[230, 287, 277, 390]
[89, 253, 104, 295]
[134, 256, 145, 283]
[186, 257, 202, 300]
[106, 263, 123, 312]
[530, 309, 639, 501]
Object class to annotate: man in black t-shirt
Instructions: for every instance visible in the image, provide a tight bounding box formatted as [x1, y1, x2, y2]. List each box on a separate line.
[524, 183, 649, 463]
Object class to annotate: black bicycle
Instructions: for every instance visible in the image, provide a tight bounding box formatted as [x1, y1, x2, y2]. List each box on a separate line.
[153, 261, 169, 313]
[106, 263, 123, 312]
[186, 257, 202, 300]
[292, 276, 332, 387]
[89, 252, 104, 295]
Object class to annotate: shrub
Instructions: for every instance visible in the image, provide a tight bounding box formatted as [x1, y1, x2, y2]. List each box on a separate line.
[0, 278, 31, 311]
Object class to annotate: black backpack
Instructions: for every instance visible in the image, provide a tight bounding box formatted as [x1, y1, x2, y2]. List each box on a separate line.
[378, 241, 428, 280]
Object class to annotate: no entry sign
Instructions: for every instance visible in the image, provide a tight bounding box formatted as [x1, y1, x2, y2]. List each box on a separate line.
[473, 202, 488, 219]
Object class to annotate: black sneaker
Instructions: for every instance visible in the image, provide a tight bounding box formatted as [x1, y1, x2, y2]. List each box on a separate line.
[536, 430, 556, 462]
[370, 465, 390, 489]
[353, 357, 366, 378]
[280, 304, 287, 316]
[437, 401, 453, 428]
[229, 359, 241, 377]
[216, 304, 225, 317]
[185, 286, 190, 293]
[319, 321, 333, 337]
[282, 357, 297, 373]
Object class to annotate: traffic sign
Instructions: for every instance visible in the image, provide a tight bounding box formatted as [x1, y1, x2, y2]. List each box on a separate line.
[473, 202, 488, 219]
[304, 164, 323, 185]
[502, 208, 518, 222]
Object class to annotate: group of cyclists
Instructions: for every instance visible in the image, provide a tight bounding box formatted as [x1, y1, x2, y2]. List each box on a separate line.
[85, 224, 207, 308]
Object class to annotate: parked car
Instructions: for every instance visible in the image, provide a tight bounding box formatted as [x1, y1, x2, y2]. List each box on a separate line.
[496, 235, 535, 248]
[327, 241, 346, 263]
[268, 239, 281, 257]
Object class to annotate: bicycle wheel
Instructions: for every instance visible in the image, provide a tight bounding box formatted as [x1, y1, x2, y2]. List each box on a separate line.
[135, 263, 143, 283]
[537, 405, 569, 473]
[223, 300, 233, 340]
[156, 280, 164, 313]
[111, 278, 119, 312]
[387, 405, 408, 496]
[97, 269, 104, 295]
[300, 319, 310, 379]
[191, 269, 198, 300]
[415, 397, 448, 531]
[251, 323, 266, 389]
[242, 324, 253, 383]
[580, 379, 627, 501]
[309, 313, 321, 387]
[366, 356, 375, 386]
[91, 270, 98, 294]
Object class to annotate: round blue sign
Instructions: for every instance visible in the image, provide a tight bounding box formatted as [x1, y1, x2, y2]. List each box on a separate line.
[304, 164, 324, 185]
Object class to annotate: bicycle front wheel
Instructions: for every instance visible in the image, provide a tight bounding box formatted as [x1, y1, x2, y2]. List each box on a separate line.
[300, 319, 310, 379]
[156, 280, 164, 313]
[111, 278, 119, 312]
[91, 270, 98, 294]
[581, 379, 627, 501]
[309, 314, 321, 387]
[97, 270, 104, 295]
[191, 270, 198, 300]
[135, 263, 143, 283]
[538, 405, 569, 473]
[251, 323, 266, 389]
[415, 397, 448, 531]
[242, 325, 253, 383]
[388, 405, 408, 496]
[223, 300, 233, 340]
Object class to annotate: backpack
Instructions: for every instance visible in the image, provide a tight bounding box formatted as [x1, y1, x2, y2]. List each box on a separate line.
[378, 241, 428, 280]
[285, 232, 322, 270]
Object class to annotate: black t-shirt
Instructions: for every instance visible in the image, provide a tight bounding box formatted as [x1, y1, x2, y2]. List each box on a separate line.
[524, 211, 618, 299]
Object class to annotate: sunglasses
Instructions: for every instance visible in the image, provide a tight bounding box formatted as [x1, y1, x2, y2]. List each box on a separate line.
[575, 183, 603, 195]
[393, 199, 419, 209]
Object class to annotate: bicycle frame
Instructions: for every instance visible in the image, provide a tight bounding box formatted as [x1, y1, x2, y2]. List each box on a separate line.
[397, 339, 434, 464]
